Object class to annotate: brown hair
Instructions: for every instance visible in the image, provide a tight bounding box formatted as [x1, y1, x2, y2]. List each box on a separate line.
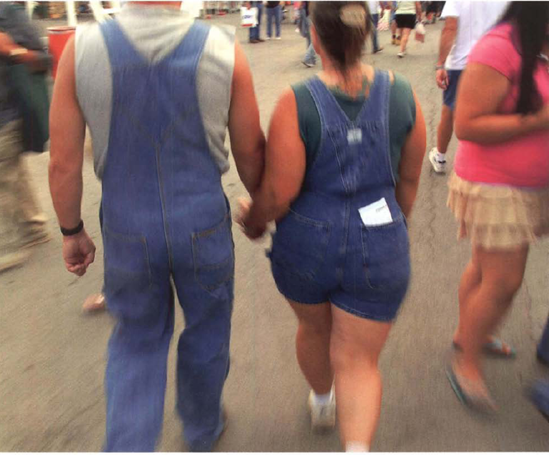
[310, 2, 372, 72]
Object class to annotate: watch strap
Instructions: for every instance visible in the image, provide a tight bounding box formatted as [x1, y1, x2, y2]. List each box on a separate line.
[61, 220, 84, 236]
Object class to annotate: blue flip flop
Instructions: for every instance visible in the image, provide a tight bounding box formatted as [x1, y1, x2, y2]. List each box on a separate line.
[446, 364, 497, 413]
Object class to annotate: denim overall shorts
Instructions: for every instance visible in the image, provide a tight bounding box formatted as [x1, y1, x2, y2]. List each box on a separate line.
[270, 71, 411, 322]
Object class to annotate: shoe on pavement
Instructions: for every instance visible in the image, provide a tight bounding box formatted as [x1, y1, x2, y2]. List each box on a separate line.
[428, 148, 447, 174]
[397, 51, 406, 58]
[530, 380, 549, 423]
[373, 46, 384, 54]
[82, 293, 107, 314]
[249, 39, 259, 44]
[276, 36, 281, 40]
[395, 37, 401, 45]
[537, 349, 549, 367]
[302, 60, 315, 68]
[0, 251, 30, 274]
[308, 390, 336, 432]
[257, 38, 265, 42]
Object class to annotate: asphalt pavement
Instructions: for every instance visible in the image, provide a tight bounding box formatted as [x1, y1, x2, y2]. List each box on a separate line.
[1, 10, 548, 452]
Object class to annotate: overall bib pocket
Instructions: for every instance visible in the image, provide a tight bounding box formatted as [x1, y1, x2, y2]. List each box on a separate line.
[360, 216, 410, 291]
[192, 215, 234, 293]
[270, 210, 331, 282]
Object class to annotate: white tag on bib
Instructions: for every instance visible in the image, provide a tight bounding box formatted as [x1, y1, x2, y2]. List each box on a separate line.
[358, 198, 393, 227]
[347, 128, 362, 145]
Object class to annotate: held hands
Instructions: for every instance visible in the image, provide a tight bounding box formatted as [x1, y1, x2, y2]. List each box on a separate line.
[62, 229, 96, 276]
[436, 69, 449, 90]
[236, 197, 267, 240]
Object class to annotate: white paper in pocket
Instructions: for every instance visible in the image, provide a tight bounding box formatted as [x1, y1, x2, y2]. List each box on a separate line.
[358, 198, 393, 227]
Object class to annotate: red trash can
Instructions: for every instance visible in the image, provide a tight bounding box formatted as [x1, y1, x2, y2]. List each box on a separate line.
[48, 26, 76, 79]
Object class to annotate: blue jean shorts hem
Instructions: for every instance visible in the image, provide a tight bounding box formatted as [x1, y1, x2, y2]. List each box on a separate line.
[443, 70, 463, 111]
[275, 284, 328, 305]
[330, 298, 400, 322]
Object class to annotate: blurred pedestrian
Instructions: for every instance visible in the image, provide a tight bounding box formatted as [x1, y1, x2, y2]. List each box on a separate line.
[248, 1, 264, 43]
[239, 2, 426, 450]
[49, 0, 265, 451]
[428, 0, 508, 174]
[300, 1, 316, 67]
[447, 2, 549, 411]
[368, 1, 384, 54]
[394, 1, 421, 58]
[0, 2, 51, 274]
[266, 1, 282, 40]
[390, 2, 398, 45]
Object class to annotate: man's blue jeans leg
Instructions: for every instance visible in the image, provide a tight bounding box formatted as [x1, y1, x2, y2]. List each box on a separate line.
[371, 14, 380, 52]
[538, 313, 549, 364]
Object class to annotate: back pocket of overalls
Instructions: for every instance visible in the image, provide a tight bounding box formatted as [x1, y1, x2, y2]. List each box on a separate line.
[192, 215, 234, 292]
[270, 210, 331, 281]
[360, 217, 410, 291]
[103, 228, 153, 317]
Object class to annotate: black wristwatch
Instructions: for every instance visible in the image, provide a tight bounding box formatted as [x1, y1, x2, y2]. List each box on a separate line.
[61, 220, 84, 236]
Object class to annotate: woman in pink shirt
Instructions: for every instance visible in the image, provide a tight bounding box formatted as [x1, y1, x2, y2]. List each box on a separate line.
[447, 2, 549, 411]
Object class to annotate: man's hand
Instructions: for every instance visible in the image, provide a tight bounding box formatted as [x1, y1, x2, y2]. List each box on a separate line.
[62, 229, 96, 276]
[436, 68, 449, 90]
[236, 197, 267, 240]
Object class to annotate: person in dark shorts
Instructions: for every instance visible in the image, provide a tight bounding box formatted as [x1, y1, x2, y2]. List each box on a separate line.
[428, 0, 508, 174]
[394, 1, 421, 57]
[239, 1, 426, 450]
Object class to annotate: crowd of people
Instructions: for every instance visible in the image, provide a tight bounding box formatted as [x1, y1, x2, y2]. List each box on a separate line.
[1, 0, 549, 452]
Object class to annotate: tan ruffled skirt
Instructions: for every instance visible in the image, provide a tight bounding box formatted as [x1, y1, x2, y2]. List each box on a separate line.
[447, 173, 549, 250]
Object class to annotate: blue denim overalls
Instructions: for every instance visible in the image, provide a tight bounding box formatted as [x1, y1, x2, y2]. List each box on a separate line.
[99, 20, 234, 452]
[270, 71, 410, 321]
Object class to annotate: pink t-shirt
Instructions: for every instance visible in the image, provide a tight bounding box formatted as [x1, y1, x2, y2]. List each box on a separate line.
[454, 23, 549, 188]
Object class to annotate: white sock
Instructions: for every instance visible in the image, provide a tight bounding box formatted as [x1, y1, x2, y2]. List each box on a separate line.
[436, 151, 446, 163]
[312, 390, 333, 406]
[346, 442, 370, 452]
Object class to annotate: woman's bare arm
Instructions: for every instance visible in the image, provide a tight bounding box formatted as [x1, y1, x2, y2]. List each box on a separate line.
[243, 88, 306, 237]
[454, 63, 548, 145]
[395, 91, 426, 219]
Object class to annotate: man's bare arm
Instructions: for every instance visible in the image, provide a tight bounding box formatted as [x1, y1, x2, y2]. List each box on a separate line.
[48, 36, 86, 230]
[228, 42, 266, 196]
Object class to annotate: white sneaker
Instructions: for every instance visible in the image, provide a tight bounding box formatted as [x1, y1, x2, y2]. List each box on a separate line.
[428, 148, 447, 174]
[397, 51, 406, 58]
[308, 390, 336, 432]
[276, 36, 281, 40]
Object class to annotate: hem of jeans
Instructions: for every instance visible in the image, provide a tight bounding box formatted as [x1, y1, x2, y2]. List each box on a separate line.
[329, 298, 398, 322]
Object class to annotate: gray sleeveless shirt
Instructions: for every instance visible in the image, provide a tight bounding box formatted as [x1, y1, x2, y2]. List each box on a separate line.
[75, 5, 235, 179]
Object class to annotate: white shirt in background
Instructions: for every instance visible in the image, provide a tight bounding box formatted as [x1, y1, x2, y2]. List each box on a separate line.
[442, 0, 509, 70]
[368, 1, 380, 15]
[395, 1, 417, 15]
[181, 1, 203, 18]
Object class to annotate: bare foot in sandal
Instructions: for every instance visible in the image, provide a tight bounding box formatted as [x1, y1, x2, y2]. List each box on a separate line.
[447, 360, 498, 413]
[82, 293, 107, 314]
[453, 335, 516, 358]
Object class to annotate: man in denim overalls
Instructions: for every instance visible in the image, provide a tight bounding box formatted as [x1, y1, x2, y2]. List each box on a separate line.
[49, 1, 265, 451]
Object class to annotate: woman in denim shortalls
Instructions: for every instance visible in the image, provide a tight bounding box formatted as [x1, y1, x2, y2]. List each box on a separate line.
[240, 1, 426, 450]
